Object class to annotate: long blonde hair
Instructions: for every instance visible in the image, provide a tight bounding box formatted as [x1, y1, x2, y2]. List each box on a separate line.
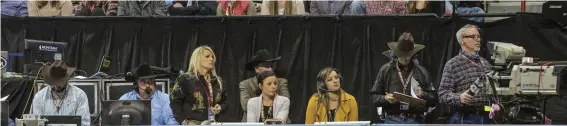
[186, 46, 223, 89]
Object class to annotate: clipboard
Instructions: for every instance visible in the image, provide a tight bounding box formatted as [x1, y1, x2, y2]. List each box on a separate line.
[392, 92, 426, 107]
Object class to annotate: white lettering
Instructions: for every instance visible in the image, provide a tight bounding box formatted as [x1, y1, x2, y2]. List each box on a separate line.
[550, 5, 562, 9]
[38, 45, 58, 52]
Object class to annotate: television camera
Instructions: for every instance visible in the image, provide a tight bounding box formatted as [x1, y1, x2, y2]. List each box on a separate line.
[487, 41, 566, 96]
[484, 41, 566, 124]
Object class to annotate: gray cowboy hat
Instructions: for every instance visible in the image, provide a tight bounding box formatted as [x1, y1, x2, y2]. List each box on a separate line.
[41, 60, 76, 85]
[387, 32, 425, 59]
[246, 49, 281, 71]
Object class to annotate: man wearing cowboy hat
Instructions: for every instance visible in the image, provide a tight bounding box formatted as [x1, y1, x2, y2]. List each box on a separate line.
[31, 60, 90, 126]
[119, 64, 178, 125]
[370, 32, 437, 124]
[239, 49, 290, 122]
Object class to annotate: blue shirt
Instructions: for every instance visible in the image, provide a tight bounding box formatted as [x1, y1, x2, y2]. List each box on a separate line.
[119, 90, 178, 125]
[31, 85, 91, 126]
[1, 1, 28, 16]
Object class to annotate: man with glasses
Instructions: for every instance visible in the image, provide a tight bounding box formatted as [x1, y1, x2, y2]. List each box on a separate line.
[370, 32, 437, 124]
[120, 64, 178, 125]
[239, 49, 290, 122]
[438, 24, 493, 124]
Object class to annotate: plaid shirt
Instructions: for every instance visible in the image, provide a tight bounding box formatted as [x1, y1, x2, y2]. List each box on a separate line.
[365, 1, 408, 15]
[438, 52, 493, 108]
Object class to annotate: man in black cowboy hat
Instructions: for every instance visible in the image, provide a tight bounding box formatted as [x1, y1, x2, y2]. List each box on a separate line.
[31, 60, 91, 126]
[119, 64, 178, 125]
[239, 49, 290, 122]
[370, 32, 437, 124]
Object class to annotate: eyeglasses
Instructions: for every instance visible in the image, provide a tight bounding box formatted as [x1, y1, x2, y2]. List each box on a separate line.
[463, 35, 481, 40]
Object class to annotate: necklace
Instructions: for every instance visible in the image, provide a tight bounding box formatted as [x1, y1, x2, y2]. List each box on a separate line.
[260, 105, 273, 121]
[51, 88, 68, 111]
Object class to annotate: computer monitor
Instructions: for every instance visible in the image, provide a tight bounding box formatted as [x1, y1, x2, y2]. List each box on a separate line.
[102, 100, 151, 125]
[23, 39, 67, 75]
[41, 115, 81, 126]
[34, 79, 101, 117]
[104, 79, 169, 100]
[1, 101, 8, 126]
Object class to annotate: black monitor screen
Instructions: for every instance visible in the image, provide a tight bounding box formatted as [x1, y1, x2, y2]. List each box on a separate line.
[106, 82, 165, 100]
[37, 81, 99, 116]
[24, 39, 67, 63]
[41, 115, 81, 125]
[102, 100, 151, 125]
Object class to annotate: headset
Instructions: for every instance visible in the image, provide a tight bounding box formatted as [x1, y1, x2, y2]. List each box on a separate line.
[125, 72, 153, 95]
[315, 67, 345, 122]
[316, 68, 343, 93]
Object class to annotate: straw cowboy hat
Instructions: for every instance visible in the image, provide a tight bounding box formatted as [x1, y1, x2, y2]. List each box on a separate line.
[41, 60, 76, 85]
[246, 49, 281, 71]
[387, 32, 425, 59]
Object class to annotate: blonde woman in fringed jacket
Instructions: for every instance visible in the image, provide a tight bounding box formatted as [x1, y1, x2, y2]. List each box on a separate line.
[260, 0, 306, 15]
[246, 71, 290, 123]
[170, 46, 228, 125]
[28, 0, 73, 16]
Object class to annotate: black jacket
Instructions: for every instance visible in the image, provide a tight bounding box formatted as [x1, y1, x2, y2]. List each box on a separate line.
[170, 73, 228, 124]
[370, 60, 437, 114]
[168, 1, 217, 16]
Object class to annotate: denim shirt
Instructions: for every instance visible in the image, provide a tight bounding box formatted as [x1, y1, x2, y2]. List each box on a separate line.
[31, 85, 90, 126]
[119, 90, 178, 125]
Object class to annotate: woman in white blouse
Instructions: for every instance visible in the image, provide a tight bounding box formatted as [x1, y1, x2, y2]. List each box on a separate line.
[246, 71, 290, 123]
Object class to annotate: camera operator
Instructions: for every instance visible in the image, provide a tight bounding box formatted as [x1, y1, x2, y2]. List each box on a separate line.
[438, 24, 494, 124]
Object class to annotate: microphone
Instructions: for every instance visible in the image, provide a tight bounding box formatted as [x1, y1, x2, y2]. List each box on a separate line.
[467, 74, 488, 96]
[144, 88, 153, 95]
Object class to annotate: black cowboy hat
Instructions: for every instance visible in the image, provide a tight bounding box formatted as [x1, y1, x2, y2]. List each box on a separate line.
[41, 60, 76, 85]
[246, 49, 281, 71]
[125, 64, 161, 82]
[387, 32, 425, 59]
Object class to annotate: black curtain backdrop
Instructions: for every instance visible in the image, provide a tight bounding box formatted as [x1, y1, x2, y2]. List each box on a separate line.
[2, 13, 567, 123]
